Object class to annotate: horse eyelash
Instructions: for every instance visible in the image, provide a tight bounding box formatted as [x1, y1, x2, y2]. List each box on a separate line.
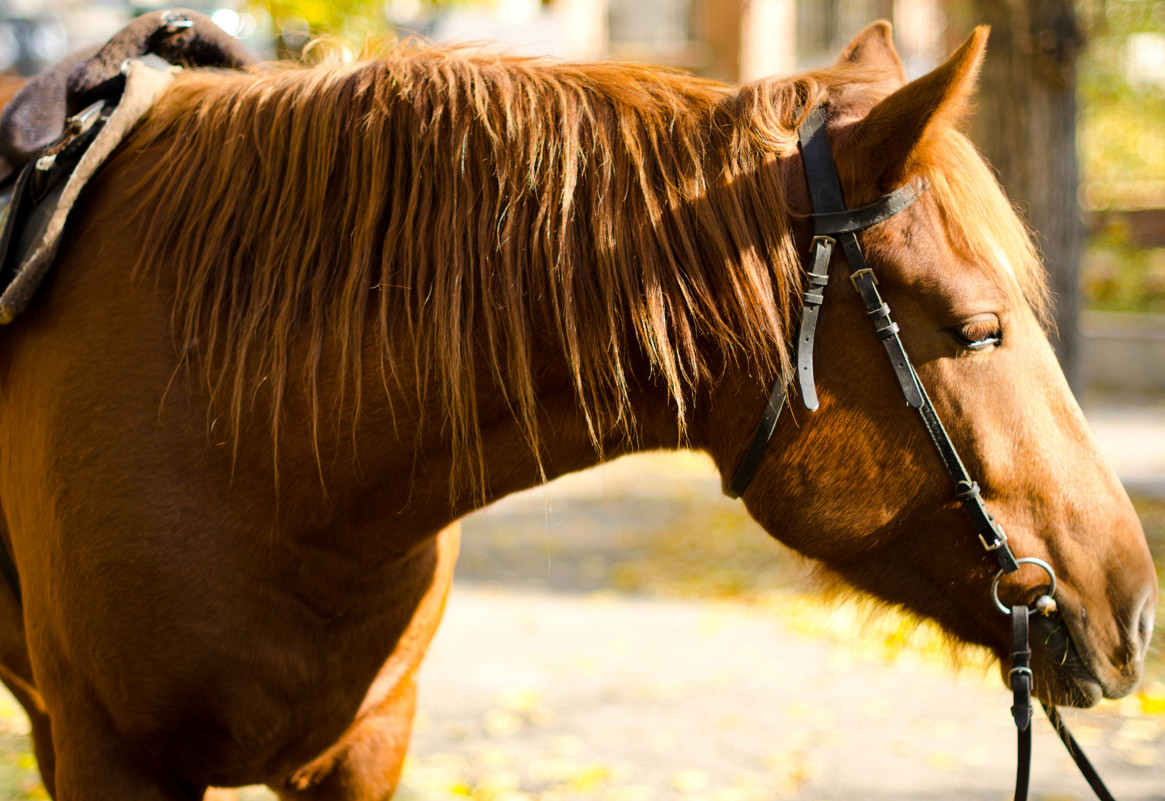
[951, 324, 1003, 350]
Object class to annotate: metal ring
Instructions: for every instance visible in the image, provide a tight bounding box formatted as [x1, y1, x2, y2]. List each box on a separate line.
[991, 557, 1057, 615]
[162, 12, 195, 31]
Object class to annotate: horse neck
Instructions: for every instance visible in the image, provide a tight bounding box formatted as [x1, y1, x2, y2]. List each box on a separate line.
[375, 325, 692, 530]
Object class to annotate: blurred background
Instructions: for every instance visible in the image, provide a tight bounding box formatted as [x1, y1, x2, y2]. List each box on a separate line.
[0, 0, 1157, 397]
[0, 1, 1162, 799]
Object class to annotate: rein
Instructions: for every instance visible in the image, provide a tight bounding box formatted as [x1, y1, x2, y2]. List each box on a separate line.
[727, 102, 1120, 801]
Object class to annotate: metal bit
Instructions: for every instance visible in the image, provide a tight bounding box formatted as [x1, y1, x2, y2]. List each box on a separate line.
[1035, 594, 1058, 617]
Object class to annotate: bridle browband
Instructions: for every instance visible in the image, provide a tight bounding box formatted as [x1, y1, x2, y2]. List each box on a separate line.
[726, 102, 1118, 801]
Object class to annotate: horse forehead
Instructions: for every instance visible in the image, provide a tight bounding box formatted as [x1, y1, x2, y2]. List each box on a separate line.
[864, 201, 1012, 309]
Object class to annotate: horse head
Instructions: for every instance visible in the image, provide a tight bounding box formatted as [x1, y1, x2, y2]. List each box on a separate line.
[705, 23, 1156, 708]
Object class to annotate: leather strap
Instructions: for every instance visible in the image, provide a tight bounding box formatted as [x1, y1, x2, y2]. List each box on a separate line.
[847, 264, 1019, 573]
[798, 104, 846, 212]
[796, 236, 832, 410]
[846, 255, 924, 407]
[733, 99, 1119, 801]
[800, 104, 1018, 572]
[728, 98, 1024, 575]
[1011, 606, 1033, 801]
[800, 113, 1018, 571]
[793, 104, 841, 413]
[1015, 716, 1032, 801]
[726, 384, 787, 499]
[810, 180, 925, 236]
[727, 102, 933, 499]
[794, 104, 923, 413]
[1041, 702, 1119, 801]
[1009, 607, 1119, 801]
[1010, 606, 1033, 731]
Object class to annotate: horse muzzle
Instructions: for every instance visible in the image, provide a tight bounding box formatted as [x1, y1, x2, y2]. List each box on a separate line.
[1021, 585, 1157, 707]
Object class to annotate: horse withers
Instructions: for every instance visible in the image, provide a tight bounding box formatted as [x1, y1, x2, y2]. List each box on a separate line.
[0, 20, 1154, 801]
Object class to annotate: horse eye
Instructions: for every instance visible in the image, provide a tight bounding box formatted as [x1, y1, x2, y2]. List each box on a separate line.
[952, 319, 1002, 350]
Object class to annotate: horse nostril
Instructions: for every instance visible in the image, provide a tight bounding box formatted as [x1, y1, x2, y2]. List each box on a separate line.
[1128, 590, 1157, 663]
[1137, 602, 1156, 656]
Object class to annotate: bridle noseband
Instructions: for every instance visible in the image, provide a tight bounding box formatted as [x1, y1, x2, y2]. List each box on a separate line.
[726, 102, 1119, 801]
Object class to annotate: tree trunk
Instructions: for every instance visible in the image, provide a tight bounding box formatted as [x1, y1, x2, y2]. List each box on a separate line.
[960, 0, 1086, 392]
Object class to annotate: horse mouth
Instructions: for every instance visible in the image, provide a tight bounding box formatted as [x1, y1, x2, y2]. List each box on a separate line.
[1021, 612, 1135, 708]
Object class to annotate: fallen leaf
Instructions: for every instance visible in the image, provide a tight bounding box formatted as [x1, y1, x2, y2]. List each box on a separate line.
[670, 770, 711, 794]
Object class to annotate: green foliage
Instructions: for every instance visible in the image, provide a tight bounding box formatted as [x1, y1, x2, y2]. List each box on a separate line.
[262, 0, 383, 37]
[1079, 0, 1165, 192]
[1078, 0, 1165, 311]
[1083, 213, 1165, 314]
[253, 0, 481, 40]
[1083, 241, 1165, 314]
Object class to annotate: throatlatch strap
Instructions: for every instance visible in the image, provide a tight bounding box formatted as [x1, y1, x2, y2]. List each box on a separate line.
[726, 384, 787, 499]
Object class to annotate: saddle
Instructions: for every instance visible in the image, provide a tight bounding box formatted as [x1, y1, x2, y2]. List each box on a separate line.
[0, 8, 253, 169]
[0, 9, 255, 325]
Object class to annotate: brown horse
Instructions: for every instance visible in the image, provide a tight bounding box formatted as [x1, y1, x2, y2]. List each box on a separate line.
[0, 20, 1155, 800]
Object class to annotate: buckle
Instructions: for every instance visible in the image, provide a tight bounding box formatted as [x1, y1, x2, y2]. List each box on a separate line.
[1008, 666, 1033, 681]
[849, 267, 877, 292]
[809, 235, 834, 254]
[979, 527, 1007, 552]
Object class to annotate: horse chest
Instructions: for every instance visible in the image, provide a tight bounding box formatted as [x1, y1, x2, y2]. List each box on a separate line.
[172, 539, 445, 785]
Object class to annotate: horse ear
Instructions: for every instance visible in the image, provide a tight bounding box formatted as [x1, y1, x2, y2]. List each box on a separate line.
[845, 26, 989, 190]
[837, 20, 906, 84]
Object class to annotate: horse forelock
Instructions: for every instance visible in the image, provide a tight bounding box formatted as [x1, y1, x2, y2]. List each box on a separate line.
[126, 45, 832, 493]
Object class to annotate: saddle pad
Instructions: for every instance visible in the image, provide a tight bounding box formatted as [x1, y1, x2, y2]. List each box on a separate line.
[0, 57, 178, 324]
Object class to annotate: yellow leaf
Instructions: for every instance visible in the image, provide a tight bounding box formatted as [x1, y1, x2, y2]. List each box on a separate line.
[1123, 747, 1159, 767]
[1139, 691, 1165, 715]
[670, 770, 711, 794]
[497, 688, 540, 712]
[482, 709, 523, 738]
[924, 751, 959, 770]
[565, 764, 613, 792]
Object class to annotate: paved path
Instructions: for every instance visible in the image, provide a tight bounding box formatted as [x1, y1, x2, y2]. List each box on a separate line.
[1086, 396, 1165, 498]
[403, 586, 1163, 801]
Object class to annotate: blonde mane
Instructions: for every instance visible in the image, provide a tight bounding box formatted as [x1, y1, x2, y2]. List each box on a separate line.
[124, 44, 1043, 490]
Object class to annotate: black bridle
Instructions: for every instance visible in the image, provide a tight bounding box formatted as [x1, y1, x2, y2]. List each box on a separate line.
[726, 102, 1118, 801]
